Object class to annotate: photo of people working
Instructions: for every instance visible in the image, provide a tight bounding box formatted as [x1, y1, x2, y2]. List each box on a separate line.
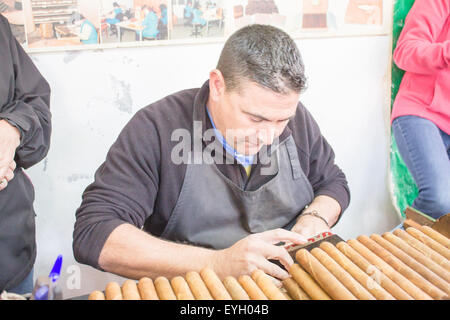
[100, 0, 168, 43]
[22, 0, 101, 49]
[171, 0, 225, 39]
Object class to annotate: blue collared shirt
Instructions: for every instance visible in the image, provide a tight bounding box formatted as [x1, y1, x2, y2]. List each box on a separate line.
[206, 106, 254, 168]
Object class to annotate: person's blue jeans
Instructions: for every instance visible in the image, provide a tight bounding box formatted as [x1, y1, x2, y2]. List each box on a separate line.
[392, 115, 450, 219]
[8, 268, 34, 295]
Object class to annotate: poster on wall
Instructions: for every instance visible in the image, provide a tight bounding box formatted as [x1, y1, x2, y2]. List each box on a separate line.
[100, 0, 168, 44]
[170, 0, 226, 40]
[291, 0, 388, 37]
[230, 0, 293, 34]
[24, 0, 101, 49]
[0, 0, 392, 53]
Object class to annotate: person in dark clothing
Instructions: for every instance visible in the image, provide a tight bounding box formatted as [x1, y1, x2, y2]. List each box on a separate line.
[158, 4, 168, 40]
[0, 14, 52, 294]
[73, 24, 350, 284]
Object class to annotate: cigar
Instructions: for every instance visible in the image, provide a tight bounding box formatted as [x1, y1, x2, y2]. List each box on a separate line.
[154, 277, 176, 300]
[88, 290, 105, 300]
[406, 228, 450, 260]
[282, 277, 310, 300]
[288, 263, 330, 300]
[337, 241, 412, 300]
[372, 234, 450, 297]
[105, 282, 123, 300]
[137, 277, 159, 300]
[185, 271, 213, 300]
[238, 275, 268, 300]
[419, 226, 450, 249]
[251, 269, 286, 300]
[394, 229, 450, 272]
[223, 276, 250, 300]
[121, 280, 141, 300]
[320, 241, 394, 300]
[349, 238, 432, 300]
[282, 290, 292, 300]
[200, 268, 232, 300]
[296, 249, 357, 300]
[359, 235, 446, 300]
[171, 276, 195, 300]
[311, 246, 375, 300]
[383, 232, 450, 283]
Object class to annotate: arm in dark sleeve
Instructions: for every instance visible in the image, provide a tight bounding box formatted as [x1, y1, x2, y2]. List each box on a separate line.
[73, 109, 161, 269]
[305, 110, 351, 225]
[0, 19, 51, 169]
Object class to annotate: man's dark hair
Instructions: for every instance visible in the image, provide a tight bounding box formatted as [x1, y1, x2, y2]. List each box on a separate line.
[216, 24, 307, 94]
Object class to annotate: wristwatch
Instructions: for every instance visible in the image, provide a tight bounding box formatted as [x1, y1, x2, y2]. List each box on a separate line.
[299, 210, 330, 228]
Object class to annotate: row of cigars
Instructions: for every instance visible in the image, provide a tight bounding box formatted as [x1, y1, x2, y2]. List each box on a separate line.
[89, 226, 450, 300]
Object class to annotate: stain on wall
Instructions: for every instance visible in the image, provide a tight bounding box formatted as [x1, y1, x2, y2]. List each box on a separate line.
[110, 75, 133, 114]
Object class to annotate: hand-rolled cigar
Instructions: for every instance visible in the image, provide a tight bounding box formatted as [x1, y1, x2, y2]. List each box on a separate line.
[282, 291, 292, 300]
[349, 238, 432, 300]
[419, 226, 450, 249]
[296, 249, 357, 300]
[185, 271, 213, 300]
[238, 275, 268, 300]
[337, 241, 412, 300]
[320, 242, 394, 300]
[154, 276, 177, 300]
[372, 234, 450, 296]
[223, 276, 250, 300]
[394, 229, 450, 272]
[358, 235, 446, 300]
[251, 269, 286, 300]
[137, 277, 159, 300]
[88, 290, 105, 300]
[171, 276, 195, 300]
[311, 247, 375, 300]
[403, 219, 422, 230]
[121, 280, 141, 300]
[406, 227, 450, 260]
[282, 277, 310, 300]
[288, 263, 330, 300]
[105, 282, 123, 300]
[383, 232, 450, 283]
[200, 268, 232, 300]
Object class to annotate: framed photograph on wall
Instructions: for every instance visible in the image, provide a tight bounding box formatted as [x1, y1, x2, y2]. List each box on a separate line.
[170, 0, 226, 40]
[230, 0, 294, 34]
[290, 0, 390, 38]
[22, 0, 101, 50]
[100, 0, 168, 44]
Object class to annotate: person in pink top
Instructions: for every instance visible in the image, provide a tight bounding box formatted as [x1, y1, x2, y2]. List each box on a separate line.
[392, 0, 450, 219]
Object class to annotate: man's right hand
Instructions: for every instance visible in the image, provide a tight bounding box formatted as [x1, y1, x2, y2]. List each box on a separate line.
[210, 228, 307, 283]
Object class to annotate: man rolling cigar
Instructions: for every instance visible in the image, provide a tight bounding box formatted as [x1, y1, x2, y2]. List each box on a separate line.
[73, 24, 350, 282]
[0, 14, 52, 294]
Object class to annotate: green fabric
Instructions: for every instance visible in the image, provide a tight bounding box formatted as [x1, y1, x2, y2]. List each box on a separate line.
[390, 0, 418, 218]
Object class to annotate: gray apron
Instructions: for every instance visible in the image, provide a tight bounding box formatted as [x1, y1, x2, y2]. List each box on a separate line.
[160, 105, 314, 249]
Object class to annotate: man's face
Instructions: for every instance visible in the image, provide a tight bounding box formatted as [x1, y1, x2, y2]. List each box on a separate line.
[213, 80, 300, 156]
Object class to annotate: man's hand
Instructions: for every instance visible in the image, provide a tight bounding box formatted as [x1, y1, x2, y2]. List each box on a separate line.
[290, 195, 341, 239]
[210, 229, 307, 284]
[0, 120, 20, 191]
[291, 214, 331, 240]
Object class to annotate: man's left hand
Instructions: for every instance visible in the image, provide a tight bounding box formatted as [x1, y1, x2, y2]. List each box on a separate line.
[0, 120, 20, 190]
[290, 214, 331, 240]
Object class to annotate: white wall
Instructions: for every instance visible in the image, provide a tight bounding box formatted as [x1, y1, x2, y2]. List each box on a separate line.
[26, 34, 401, 299]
